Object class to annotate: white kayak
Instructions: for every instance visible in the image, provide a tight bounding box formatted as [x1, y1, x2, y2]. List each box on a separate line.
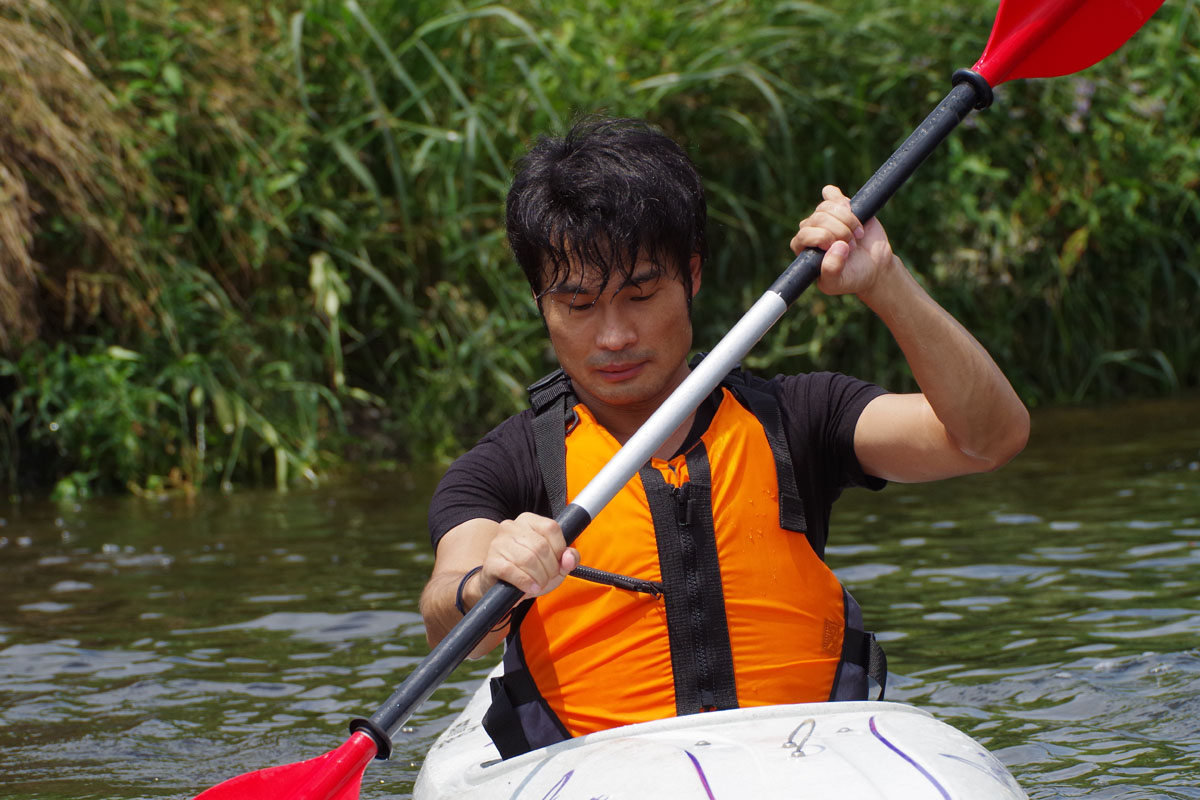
[413, 668, 1028, 799]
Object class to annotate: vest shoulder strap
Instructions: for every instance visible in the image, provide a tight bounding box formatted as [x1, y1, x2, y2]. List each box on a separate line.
[526, 369, 577, 518]
[704, 357, 808, 534]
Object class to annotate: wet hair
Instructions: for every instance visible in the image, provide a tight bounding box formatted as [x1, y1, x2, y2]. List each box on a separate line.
[505, 116, 707, 302]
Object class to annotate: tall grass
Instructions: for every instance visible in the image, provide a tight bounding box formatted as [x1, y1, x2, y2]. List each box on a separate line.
[1, 0, 1197, 495]
[0, 0, 151, 349]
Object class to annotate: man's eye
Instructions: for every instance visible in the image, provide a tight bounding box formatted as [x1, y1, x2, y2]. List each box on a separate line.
[566, 297, 597, 311]
[629, 291, 657, 303]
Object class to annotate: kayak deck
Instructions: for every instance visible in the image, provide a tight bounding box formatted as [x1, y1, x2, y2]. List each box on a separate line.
[413, 670, 1028, 799]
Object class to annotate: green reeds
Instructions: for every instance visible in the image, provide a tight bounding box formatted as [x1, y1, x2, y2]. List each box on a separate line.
[2, 0, 1197, 495]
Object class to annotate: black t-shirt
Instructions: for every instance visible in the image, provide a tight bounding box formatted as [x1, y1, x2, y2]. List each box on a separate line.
[428, 370, 887, 559]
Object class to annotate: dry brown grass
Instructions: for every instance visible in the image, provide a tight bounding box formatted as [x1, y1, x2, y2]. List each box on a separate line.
[0, 0, 152, 351]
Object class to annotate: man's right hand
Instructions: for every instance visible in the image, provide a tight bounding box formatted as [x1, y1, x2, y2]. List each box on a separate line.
[478, 512, 580, 602]
[419, 514, 579, 657]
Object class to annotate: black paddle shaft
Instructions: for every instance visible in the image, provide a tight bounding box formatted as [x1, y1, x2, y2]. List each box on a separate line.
[349, 70, 992, 760]
[349, 508, 590, 758]
[771, 70, 992, 304]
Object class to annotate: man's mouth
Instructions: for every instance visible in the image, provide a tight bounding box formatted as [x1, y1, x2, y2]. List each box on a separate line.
[594, 362, 646, 382]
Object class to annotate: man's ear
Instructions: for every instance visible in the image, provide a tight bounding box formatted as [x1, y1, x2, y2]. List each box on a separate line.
[688, 253, 702, 297]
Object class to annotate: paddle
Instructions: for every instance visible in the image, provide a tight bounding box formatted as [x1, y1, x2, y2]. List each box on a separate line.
[192, 0, 1163, 797]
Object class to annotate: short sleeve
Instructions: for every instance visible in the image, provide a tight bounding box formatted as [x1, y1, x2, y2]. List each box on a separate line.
[776, 371, 888, 491]
[427, 410, 548, 552]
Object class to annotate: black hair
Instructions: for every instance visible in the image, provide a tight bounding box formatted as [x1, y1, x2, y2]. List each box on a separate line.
[505, 116, 707, 301]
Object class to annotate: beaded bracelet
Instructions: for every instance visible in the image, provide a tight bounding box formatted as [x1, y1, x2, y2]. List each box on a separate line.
[455, 566, 483, 615]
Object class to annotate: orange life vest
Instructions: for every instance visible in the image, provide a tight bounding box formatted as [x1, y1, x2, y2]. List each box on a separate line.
[482, 368, 884, 758]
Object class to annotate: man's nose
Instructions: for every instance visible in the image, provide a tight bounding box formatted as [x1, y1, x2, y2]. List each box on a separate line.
[594, 303, 637, 350]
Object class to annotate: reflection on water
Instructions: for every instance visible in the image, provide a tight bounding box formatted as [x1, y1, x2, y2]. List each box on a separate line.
[1, 397, 1198, 799]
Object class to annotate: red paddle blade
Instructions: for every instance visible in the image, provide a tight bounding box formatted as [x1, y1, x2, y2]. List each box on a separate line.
[193, 731, 377, 800]
[974, 0, 1164, 85]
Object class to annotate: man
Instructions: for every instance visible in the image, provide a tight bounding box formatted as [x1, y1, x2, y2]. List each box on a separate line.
[419, 116, 1029, 758]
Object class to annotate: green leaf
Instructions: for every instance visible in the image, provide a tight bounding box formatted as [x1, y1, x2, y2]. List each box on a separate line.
[162, 62, 184, 94]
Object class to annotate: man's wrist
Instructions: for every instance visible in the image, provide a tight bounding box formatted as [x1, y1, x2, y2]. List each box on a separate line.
[857, 254, 914, 314]
[454, 566, 483, 615]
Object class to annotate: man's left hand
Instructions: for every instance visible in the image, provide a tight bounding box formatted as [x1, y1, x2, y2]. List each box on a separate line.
[790, 184, 897, 299]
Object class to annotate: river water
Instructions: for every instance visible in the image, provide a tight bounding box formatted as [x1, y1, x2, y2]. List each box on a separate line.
[1, 396, 1198, 799]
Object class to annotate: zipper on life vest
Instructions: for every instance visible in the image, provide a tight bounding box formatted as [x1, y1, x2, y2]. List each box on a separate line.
[673, 482, 718, 712]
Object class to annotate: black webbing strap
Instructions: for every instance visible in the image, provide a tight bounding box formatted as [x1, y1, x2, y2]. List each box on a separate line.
[527, 369, 577, 518]
[841, 628, 888, 700]
[686, 353, 808, 537]
[723, 376, 808, 534]
[682, 446, 738, 712]
[640, 464, 701, 715]
[641, 447, 738, 716]
[488, 665, 543, 706]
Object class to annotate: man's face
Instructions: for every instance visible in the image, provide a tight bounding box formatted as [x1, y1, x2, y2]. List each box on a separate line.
[538, 253, 701, 415]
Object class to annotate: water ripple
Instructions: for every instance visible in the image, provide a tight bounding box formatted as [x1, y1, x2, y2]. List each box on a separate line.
[178, 610, 423, 643]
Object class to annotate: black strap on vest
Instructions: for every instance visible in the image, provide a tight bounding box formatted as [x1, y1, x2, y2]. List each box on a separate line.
[842, 628, 889, 700]
[719, 370, 808, 533]
[640, 445, 739, 715]
[527, 369, 576, 518]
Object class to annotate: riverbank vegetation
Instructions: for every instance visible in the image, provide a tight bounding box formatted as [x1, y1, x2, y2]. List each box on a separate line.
[1, 0, 1197, 497]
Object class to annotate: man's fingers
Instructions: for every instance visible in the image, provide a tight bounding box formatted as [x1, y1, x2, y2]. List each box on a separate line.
[820, 240, 851, 275]
[486, 513, 572, 598]
[792, 191, 863, 258]
[791, 186, 894, 298]
[497, 534, 559, 582]
[791, 223, 858, 256]
[817, 185, 865, 238]
[812, 211, 856, 240]
[484, 553, 547, 597]
[514, 511, 567, 546]
[560, 547, 580, 575]
[821, 184, 845, 201]
[813, 204, 863, 240]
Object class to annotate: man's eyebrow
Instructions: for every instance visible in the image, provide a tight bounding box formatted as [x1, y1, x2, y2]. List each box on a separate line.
[542, 268, 660, 298]
[619, 268, 661, 289]
[544, 279, 598, 296]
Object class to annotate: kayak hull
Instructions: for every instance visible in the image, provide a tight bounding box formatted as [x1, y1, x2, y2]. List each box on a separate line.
[413, 671, 1027, 799]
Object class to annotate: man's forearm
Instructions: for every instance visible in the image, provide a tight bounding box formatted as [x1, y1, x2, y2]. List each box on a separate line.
[419, 569, 506, 658]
